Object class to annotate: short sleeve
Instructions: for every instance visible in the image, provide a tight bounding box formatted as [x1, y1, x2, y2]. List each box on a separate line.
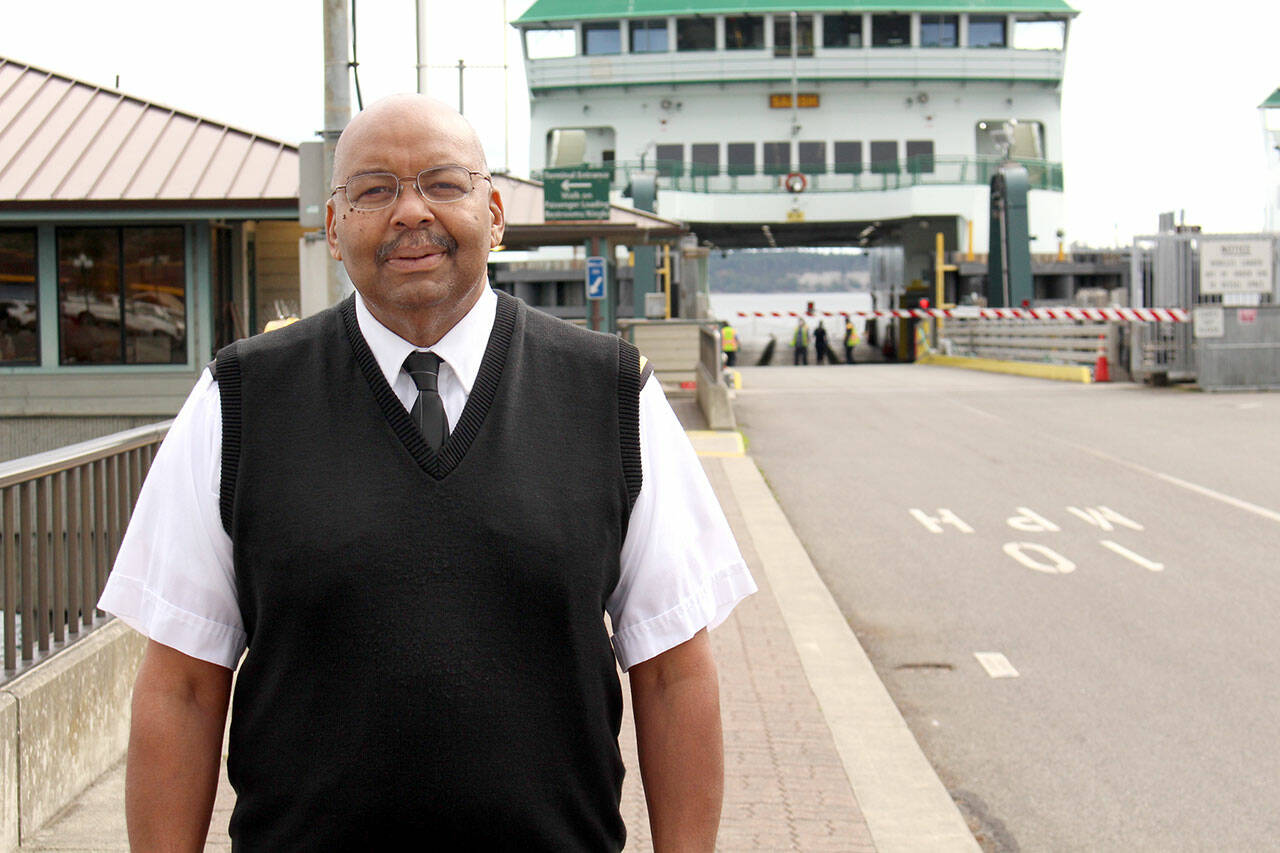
[97, 370, 246, 668]
[607, 376, 756, 671]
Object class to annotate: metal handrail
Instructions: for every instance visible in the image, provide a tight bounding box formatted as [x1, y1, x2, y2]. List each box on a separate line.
[1, 421, 171, 680]
[534, 156, 1065, 193]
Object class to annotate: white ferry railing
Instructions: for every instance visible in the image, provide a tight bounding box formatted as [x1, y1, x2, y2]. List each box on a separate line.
[0, 422, 170, 681]
[535, 156, 1063, 194]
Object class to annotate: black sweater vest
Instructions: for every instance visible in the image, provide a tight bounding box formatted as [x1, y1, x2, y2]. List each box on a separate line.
[214, 293, 642, 851]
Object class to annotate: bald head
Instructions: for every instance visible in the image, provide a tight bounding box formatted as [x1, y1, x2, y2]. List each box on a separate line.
[332, 95, 488, 188]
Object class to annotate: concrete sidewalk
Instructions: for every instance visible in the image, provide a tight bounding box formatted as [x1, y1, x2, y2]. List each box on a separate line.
[24, 427, 976, 852]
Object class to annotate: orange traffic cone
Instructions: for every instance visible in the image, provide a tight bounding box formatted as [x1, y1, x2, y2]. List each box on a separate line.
[1093, 334, 1110, 383]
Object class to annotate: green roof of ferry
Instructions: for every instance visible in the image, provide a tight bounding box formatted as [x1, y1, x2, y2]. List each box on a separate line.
[1261, 88, 1280, 109]
[517, 0, 1077, 24]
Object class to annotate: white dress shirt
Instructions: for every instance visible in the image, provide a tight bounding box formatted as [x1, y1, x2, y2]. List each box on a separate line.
[99, 286, 755, 671]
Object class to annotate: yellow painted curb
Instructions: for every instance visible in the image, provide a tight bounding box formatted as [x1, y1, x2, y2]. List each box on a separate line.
[686, 430, 746, 457]
[918, 353, 1093, 384]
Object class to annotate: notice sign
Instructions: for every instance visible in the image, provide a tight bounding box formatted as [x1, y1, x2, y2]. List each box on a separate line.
[1193, 306, 1224, 338]
[585, 256, 606, 300]
[543, 168, 611, 221]
[1200, 239, 1274, 294]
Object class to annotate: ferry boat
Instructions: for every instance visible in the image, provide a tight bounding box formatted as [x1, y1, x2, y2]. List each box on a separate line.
[512, 0, 1078, 297]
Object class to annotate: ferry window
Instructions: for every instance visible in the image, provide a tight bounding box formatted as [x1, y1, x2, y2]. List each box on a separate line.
[727, 142, 755, 176]
[920, 15, 958, 47]
[869, 141, 898, 174]
[799, 141, 825, 173]
[525, 28, 576, 59]
[763, 141, 790, 175]
[677, 17, 715, 51]
[976, 120, 1044, 159]
[725, 16, 764, 50]
[1014, 19, 1065, 50]
[691, 143, 719, 176]
[969, 16, 1006, 48]
[631, 18, 668, 53]
[583, 22, 621, 55]
[58, 226, 187, 366]
[823, 14, 863, 48]
[834, 141, 863, 174]
[655, 143, 683, 177]
[906, 140, 935, 173]
[0, 229, 38, 365]
[774, 14, 814, 57]
[871, 15, 910, 47]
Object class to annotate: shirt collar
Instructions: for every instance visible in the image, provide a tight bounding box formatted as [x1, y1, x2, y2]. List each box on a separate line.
[353, 283, 497, 395]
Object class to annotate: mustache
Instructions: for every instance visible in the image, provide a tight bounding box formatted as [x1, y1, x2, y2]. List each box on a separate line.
[375, 230, 458, 265]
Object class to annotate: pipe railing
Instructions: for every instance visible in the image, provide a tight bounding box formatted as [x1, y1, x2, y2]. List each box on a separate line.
[534, 156, 1065, 194]
[0, 422, 170, 681]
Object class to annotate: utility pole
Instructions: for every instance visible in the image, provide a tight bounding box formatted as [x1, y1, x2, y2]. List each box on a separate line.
[415, 1, 428, 94]
[323, 0, 352, 306]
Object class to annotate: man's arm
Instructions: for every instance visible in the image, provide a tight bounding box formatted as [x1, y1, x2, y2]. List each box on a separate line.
[628, 629, 723, 852]
[126, 639, 233, 851]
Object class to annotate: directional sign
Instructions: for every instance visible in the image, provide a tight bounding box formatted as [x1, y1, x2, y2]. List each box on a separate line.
[543, 168, 611, 221]
[586, 256, 606, 301]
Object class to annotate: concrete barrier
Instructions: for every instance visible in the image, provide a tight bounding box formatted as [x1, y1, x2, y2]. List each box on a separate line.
[0, 619, 145, 848]
[0, 693, 16, 851]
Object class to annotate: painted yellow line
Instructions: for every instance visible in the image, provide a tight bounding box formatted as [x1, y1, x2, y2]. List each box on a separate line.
[686, 430, 746, 457]
[918, 353, 1093, 384]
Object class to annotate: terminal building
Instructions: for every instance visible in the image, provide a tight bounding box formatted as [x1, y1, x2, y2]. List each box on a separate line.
[511, 0, 1114, 307]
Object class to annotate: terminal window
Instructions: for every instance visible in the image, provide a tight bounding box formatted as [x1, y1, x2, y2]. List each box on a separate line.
[727, 142, 756, 176]
[655, 143, 683, 177]
[872, 14, 910, 47]
[583, 22, 621, 55]
[763, 141, 790, 175]
[799, 142, 826, 173]
[906, 140, 935, 173]
[823, 14, 863, 48]
[57, 226, 187, 366]
[0, 228, 38, 365]
[920, 15, 958, 47]
[870, 141, 899, 174]
[968, 15, 1007, 48]
[725, 16, 764, 50]
[774, 14, 814, 57]
[677, 17, 716, 51]
[834, 141, 863, 174]
[631, 18, 668, 53]
[691, 143, 720, 176]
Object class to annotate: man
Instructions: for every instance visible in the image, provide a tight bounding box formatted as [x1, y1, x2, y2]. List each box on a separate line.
[101, 95, 754, 850]
[720, 320, 738, 367]
[791, 317, 809, 365]
[844, 315, 860, 365]
[813, 320, 830, 365]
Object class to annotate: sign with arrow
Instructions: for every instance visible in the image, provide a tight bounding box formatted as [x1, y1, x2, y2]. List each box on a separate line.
[543, 167, 612, 221]
[585, 256, 606, 300]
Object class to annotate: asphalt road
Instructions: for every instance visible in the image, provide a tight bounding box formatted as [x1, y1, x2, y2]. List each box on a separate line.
[732, 363, 1280, 852]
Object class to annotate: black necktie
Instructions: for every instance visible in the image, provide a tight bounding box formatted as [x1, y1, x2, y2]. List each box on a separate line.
[403, 351, 448, 451]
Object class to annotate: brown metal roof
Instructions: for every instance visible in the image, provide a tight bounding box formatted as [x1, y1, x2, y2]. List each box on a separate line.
[493, 173, 688, 248]
[0, 57, 298, 204]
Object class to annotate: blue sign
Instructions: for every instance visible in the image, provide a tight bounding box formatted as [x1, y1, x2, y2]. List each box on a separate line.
[586, 256, 606, 301]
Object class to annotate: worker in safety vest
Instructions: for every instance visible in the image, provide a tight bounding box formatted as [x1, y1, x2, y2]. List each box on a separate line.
[720, 322, 739, 367]
[843, 316, 860, 365]
[791, 318, 810, 365]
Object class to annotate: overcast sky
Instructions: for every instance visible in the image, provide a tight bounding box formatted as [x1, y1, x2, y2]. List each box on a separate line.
[3, 0, 1277, 247]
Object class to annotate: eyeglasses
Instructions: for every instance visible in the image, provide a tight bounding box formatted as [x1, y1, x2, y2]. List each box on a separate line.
[332, 165, 491, 211]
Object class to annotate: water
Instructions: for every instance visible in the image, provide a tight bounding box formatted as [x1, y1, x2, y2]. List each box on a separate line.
[708, 292, 876, 350]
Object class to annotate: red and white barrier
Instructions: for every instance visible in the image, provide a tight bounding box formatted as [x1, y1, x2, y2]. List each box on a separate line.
[735, 307, 1190, 322]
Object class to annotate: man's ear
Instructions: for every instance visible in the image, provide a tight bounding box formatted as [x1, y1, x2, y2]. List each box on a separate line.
[488, 186, 506, 248]
[325, 199, 343, 261]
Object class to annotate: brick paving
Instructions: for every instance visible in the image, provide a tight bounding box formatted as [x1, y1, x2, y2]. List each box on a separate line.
[25, 434, 876, 852]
